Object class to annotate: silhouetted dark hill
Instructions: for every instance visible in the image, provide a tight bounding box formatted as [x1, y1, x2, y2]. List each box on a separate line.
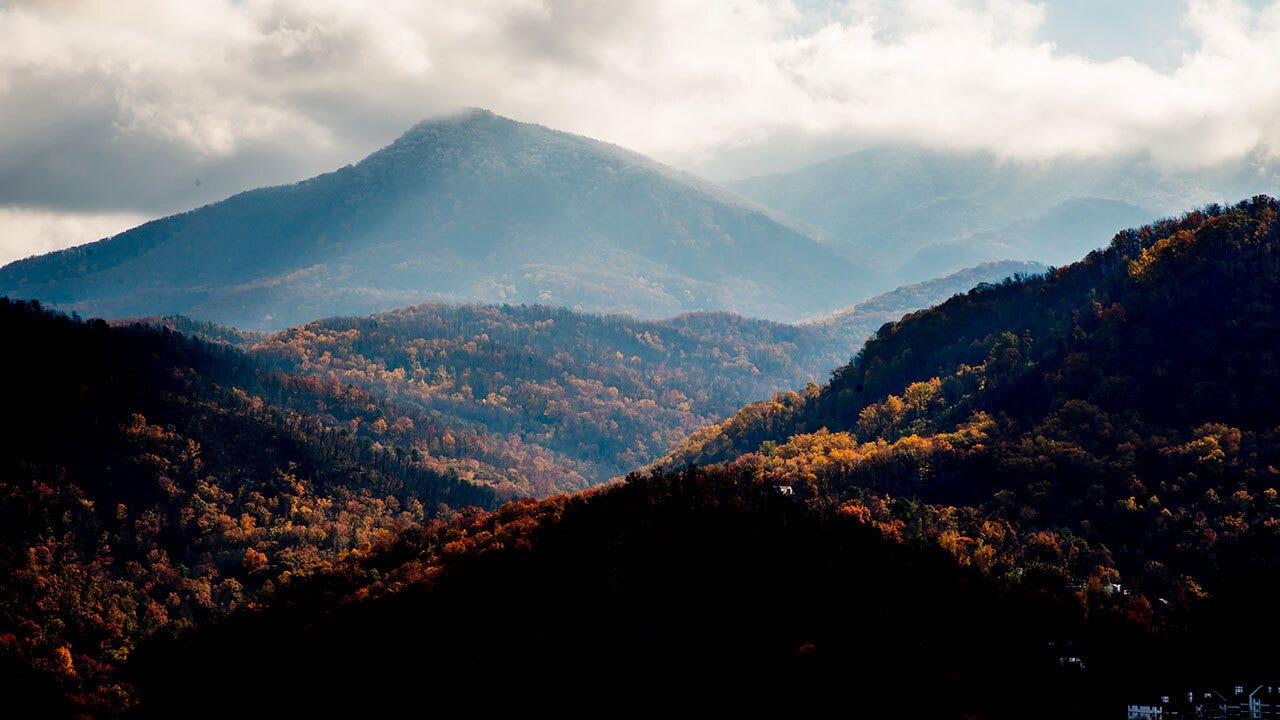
[129, 468, 1090, 719]
[0, 110, 867, 331]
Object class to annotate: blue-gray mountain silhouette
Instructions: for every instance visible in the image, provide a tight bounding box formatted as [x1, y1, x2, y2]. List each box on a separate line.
[0, 110, 867, 331]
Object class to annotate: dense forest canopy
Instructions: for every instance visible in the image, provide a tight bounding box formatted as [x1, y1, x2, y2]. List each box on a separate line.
[247, 303, 827, 492]
[0, 299, 496, 714]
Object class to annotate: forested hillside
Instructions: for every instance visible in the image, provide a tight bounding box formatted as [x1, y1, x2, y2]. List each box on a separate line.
[0, 299, 496, 715]
[234, 260, 1044, 491]
[658, 196, 1280, 606]
[0, 258, 1045, 715]
[129, 467, 1112, 718]
[248, 304, 828, 489]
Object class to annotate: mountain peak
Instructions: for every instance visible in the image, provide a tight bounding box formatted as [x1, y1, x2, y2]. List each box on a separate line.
[454, 106, 496, 118]
[0, 113, 867, 331]
[383, 107, 513, 150]
[369, 107, 588, 173]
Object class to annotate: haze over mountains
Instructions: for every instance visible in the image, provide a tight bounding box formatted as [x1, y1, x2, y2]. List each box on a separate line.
[0, 110, 870, 332]
[730, 146, 1280, 282]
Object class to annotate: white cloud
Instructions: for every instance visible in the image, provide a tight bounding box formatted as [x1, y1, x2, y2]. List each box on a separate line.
[0, 207, 150, 265]
[1, 0, 1280, 259]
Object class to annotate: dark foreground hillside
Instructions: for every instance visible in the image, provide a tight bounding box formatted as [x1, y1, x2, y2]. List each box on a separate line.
[130, 468, 1099, 719]
[124, 477, 1280, 719]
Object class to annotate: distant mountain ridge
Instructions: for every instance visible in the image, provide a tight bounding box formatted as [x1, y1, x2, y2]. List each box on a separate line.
[729, 145, 1278, 281]
[0, 109, 868, 331]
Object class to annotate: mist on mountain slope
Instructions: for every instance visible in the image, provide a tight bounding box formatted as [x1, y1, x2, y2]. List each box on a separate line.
[730, 145, 1279, 281]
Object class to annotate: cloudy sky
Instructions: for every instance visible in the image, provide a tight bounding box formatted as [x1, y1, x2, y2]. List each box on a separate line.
[1, 0, 1279, 263]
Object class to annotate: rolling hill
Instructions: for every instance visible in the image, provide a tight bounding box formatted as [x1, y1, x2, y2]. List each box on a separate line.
[0, 109, 868, 331]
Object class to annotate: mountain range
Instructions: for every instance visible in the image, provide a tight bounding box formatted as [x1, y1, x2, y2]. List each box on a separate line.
[0, 257, 1042, 714]
[8, 190, 1280, 715]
